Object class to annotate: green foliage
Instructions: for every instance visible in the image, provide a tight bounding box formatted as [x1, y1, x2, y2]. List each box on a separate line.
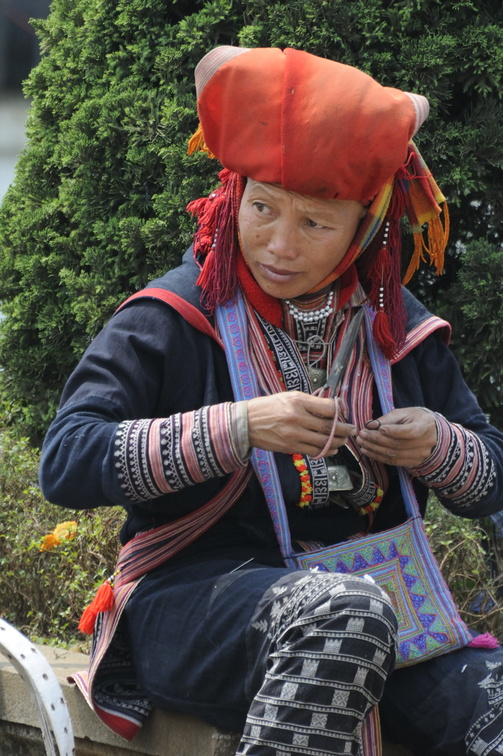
[424, 493, 503, 640]
[0, 428, 122, 647]
[435, 239, 503, 428]
[0, 0, 502, 440]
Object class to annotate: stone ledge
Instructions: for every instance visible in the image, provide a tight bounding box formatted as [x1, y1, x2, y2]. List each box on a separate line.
[0, 643, 411, 755]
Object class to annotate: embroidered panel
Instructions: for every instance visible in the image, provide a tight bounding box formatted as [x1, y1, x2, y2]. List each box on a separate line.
[412, 417, 495, 508]
[115, 404, 246, 501]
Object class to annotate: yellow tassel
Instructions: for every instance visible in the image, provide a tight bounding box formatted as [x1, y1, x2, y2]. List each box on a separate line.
[427, 202, 449, 275]
[187, 122, 215, 158]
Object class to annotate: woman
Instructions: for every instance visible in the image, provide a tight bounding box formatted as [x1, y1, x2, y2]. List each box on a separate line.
[40, 47, 503, 755]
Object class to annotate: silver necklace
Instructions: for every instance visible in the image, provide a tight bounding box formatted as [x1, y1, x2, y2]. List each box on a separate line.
[284, 290, 334, 323]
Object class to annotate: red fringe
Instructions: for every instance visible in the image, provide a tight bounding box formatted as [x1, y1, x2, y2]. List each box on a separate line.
[387, 166, 408, 222]
[373, 310, 396, 360]
[187, 170, 245, 310]
[356, 170, 412, 357]
[386, 218, 407, 350]
[78, 580, 114, 635]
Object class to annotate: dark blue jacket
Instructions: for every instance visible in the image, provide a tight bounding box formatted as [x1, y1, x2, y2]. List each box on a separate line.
[39, 250, 503, 564]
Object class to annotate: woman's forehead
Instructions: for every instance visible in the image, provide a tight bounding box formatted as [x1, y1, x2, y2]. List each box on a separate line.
[243, 179, 364, 216]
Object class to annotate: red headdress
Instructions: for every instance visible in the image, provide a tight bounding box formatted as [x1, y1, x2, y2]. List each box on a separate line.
[187, 46, 448, 358]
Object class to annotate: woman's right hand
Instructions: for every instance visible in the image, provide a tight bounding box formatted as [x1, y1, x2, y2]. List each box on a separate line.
[247, 391, 356, 458]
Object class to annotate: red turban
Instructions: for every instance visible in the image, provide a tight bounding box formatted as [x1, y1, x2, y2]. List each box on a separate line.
[193, 46, 429, 202]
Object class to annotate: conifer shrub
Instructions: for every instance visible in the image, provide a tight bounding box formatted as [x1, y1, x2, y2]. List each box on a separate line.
[437, 239, 503, 429]
[0, 0, 502, 440]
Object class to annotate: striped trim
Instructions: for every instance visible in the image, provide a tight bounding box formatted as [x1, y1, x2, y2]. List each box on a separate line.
[405, 93, 430, 136]
[114, 403, 248, 501]
[409, 414, 496, 508]
[392, 315, 451, 364]
[114, 466, 252, 587]
[195, 46, 251, 97]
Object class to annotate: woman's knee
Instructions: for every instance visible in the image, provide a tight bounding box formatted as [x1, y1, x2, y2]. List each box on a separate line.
[267, 571, 396, 666]
[282, 572, 395, 633]
[245, 570, 397, 704]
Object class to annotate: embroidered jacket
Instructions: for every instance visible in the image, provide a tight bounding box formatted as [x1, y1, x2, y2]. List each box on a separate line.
[40, 249, 503, 561]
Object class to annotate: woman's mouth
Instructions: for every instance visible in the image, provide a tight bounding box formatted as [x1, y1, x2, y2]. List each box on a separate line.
[258, 263, 300, 282]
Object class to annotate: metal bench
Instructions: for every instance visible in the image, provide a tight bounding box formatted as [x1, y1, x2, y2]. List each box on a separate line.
[0, 618, 75, 755]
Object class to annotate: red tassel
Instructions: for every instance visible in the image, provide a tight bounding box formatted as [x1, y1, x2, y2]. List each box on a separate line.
[195, 249, 215, 290]
[367, 245, 390, 304]
[373, 309, 396, 360]
[186, 170, 245, 311]
[78, 580, 114, 635]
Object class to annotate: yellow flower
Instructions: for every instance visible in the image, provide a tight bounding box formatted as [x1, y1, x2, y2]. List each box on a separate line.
[40, 521, 78, 552]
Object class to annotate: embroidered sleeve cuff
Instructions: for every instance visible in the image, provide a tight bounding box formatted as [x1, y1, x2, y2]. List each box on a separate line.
[114, 402, 249, 501]
[407, 413, 496, 507]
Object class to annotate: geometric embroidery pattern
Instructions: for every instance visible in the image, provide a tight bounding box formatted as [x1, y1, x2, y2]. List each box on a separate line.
[295, 517, 473, 667]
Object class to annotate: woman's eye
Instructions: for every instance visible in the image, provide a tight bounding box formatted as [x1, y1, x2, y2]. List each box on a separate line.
[253, 202, 268, 213]
[306, 218, 325, 229]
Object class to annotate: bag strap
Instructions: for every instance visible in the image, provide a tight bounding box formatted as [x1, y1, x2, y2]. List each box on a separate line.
[115, 287, 223, 348]
[216, 294, 297, 566]
[216, 293, 421, 566]
[363, 308, 421, 520]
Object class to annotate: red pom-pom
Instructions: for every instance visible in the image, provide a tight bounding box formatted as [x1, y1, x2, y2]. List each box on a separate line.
[78, 581, 114, 635]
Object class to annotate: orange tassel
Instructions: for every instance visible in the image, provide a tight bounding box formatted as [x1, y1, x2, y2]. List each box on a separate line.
[403, 201, 449, 285]
[78, 580, 115, 635]
[426, 211, 448, 275]
[187, 121, 215, 158]
[402, 232, 425, 285]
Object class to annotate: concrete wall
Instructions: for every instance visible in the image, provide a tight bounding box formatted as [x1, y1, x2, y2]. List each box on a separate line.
[0, 642, 412, 756]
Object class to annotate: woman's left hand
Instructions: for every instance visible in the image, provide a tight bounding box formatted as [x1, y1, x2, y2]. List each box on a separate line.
[356, 407, 438, 468]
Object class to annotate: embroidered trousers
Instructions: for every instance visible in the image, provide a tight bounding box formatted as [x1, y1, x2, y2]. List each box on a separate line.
[236, 571, 397, 755]
[123, 561, 396, 756]
[123, 557, 503, 755]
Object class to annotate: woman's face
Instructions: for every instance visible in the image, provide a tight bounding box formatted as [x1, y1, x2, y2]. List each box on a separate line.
[238, 179, 365, 299]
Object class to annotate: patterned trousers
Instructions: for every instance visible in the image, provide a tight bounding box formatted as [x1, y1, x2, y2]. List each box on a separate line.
[236, 571, 397, 756]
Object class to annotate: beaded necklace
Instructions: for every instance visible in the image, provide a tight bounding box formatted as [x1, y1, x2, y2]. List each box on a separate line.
[282, 290, 385, 517]
[284, 289, 334, 323]
[282, 287, 340, 392]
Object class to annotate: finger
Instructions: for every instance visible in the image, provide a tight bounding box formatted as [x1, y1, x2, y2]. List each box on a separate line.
[357, 436, 399, 462]
[303, 394, 342, 420]
[357, 427, 413, 457]
[357, 430, 433, 466]
[359, 423, 420, 444]
[318, 419, 357, 437]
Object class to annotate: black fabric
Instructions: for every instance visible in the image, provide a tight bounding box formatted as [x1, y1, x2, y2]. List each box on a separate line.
[124, 558, 396, 745]
[380, 641, 503, 756]
[123, 559, 294, 729]
[40, 251, 503, 547]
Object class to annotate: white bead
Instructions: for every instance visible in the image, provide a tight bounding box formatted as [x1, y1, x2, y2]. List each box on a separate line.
[285, 290, 334, 324]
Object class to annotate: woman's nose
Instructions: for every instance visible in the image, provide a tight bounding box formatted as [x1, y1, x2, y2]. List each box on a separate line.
[266, 219, 299, 259]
